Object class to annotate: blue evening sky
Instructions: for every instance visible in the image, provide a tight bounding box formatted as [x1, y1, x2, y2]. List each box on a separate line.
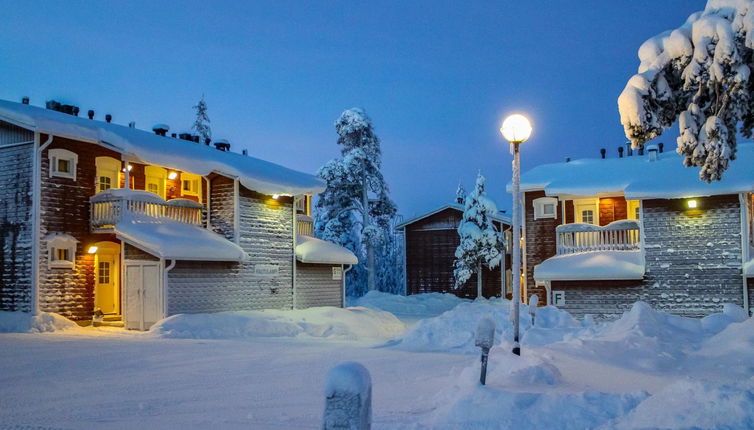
[0, 1, 703, 218]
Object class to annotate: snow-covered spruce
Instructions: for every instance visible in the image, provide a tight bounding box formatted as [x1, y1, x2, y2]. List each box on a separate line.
[618, 0, 754, 182]
[314, 108, 401, 296]
[453, 173, 505, 297]
[192, 95, 211, 143]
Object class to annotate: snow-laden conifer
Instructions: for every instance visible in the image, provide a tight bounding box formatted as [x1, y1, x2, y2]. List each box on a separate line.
[315, 108, 400, 295]
[618, 0, 754, 182]
[456, 183, 466, 205]
[453, 173, 504, 298]
[192, 95, 211, 143]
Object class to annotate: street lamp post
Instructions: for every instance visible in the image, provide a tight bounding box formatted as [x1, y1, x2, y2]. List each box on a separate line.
[500, 114, 532, 357]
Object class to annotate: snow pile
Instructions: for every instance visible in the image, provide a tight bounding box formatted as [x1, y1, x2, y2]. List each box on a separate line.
[609, 378, 754, 429]
[395, 298, 581, 353]
[150, 306, 405, 341]
[0, 311, 78, 333]
[349, 291, 466, 320]
[534, 250, 645, 281]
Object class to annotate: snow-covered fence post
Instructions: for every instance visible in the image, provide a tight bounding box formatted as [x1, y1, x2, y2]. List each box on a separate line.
[475, 317, 495, 385]
[529, 294, 539, 326]
[323, 362, 372, 430]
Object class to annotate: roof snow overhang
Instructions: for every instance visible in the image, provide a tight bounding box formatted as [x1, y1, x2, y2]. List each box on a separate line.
[533, 250, 645, 282]
[295, 235, 358, 265]
[395, 203, 512, 230]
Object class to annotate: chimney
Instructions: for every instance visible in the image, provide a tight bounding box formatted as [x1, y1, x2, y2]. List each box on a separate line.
[105, 114, 112, 123]
[128, 121, 136, 128]
[658, 142, 664, 153]
[565, 157, 571, 163]
[193, 135, 200, 143]
[214, 139, 231, 152]
[626, 142, 633, 156]
[178, 132, 193, 141]
[204, 138, 211, 146]
[618, 147, 624, 158]
[21, 97, 29, 105]
[152, 124, 169, 136]
[647, 144, 659, 162]
[87, 110, 94, 120]
[72, 106, 80, 117]
[242, 149, 248, 156]
[638, 147, 644, 156]
[171, 133, 177, 138]
[600, 148, 606, 159]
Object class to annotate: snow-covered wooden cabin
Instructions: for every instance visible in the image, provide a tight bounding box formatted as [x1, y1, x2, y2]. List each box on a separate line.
[0, 98, 357, 330]
[396, 204, 512, 299]
[516, 143, 754, 319]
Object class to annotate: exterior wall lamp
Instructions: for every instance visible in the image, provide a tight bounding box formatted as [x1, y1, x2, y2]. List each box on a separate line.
[87, 246, 98, 254]
[687, 199, 698, 209]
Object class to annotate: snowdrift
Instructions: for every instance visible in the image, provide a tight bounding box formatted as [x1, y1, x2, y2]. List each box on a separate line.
[150, 306, 405, 341]
[349, 291, 466, 320]
[0, 311, 78, 333]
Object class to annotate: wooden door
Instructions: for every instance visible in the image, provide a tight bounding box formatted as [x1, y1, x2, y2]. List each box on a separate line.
[95, 253, 119, 315]
[124, 262, 163, 330]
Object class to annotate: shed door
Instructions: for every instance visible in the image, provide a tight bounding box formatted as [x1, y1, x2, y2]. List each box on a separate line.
[124, 262, 162, 330]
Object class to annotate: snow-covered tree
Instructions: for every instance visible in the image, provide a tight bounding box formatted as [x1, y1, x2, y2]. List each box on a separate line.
[456, 183, 466, 205]
[192, 95, 211, 143]
[618, 0, 754, 182]
[315, 108, 399, 296]
[454, 173, 505, 298]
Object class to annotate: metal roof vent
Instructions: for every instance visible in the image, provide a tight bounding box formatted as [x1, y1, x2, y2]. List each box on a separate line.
[152, 124, 169, 136]
[214, 139, 231, 152]
[647, 144, 659, 162]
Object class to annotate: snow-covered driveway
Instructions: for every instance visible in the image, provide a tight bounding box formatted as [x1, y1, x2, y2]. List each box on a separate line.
[0, 332, 470, 429]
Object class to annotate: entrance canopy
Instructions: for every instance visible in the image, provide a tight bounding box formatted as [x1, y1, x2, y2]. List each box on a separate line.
[534, 250, 645, 282]
[115, 221, 246, 261]
[295, 235, 358, 265]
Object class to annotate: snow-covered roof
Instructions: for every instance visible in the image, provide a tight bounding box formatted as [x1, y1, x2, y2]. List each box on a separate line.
[295, 235, 358, 265]
[115, 220, 246, 261]
[513, 143, 754, 199]
[0, 99, 324, 196]
[395, 203, 511, 230]
[534, 250, 645, 282]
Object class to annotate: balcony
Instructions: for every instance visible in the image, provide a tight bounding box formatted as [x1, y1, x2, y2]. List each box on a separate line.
[297, 214, 314, 236]
[90, 189, 203, 232]
[555, 220, 640, 255]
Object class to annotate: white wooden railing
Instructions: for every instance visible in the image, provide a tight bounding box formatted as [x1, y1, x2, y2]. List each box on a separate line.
[90, 189, 203, 230]
[297, 214, 314, 236]
[555, 220, 640, 255]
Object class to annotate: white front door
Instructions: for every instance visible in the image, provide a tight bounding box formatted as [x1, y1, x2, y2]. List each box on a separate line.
[124, 261, 163, 330]
[574, 199, 598, 225]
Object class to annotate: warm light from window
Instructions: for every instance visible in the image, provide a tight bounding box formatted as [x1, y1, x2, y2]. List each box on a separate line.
[87, 246, 98, 254]
[272, 194, 280, 200]
[687, 199, 698, 209]
[168, 171, 178, 180]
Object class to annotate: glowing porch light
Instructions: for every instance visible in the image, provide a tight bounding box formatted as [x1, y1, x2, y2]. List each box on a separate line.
[272, 194, 280, 200]
[168, 171, 178, 180]
[87, 246, 98, 254]
[687, 199, 698, 209]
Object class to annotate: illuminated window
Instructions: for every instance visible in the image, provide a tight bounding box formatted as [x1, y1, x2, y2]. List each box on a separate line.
[45, 233, 77, 269]
[574, 198, 599, 225]
[627, 200, 641, 221]
[181, 172, 201, 198]
[98, 261, 111, 284]
[95, 156, 121, 193]
[533, 197, 558, 220]
[581, 210, 594, 224]
[48, 148, 78, 181]
[145, 166, 167, 199]
[296, 195, 311, 215]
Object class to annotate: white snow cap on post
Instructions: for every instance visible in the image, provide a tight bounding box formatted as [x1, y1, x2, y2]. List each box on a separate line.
[324, 362, 372, 430]
[529, 295, 539, 314]
[475, 316, 496, 349]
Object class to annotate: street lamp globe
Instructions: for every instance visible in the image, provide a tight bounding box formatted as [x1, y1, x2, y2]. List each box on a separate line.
[500, 114, 532, 144]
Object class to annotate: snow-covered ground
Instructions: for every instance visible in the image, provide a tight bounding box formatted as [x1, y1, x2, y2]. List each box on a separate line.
[1, 293, 753, 429]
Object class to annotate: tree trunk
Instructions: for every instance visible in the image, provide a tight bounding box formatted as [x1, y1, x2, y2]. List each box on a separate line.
[477, 262, 482, 299]
[363, 177, 376, 292]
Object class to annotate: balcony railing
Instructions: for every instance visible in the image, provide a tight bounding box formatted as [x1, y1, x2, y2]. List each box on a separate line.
[297, 214, 314, 236]
[555, 220, 640, 255]
[90, 189, 203, 231]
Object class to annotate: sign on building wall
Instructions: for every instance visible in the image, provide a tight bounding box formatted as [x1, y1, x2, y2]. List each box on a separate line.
[255, 264, 279, 277]
[332, 267, 343, 280]
[552, 290, 566, 306]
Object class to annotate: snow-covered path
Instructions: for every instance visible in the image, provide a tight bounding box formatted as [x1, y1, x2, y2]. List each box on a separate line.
[0, 332, 470, 429]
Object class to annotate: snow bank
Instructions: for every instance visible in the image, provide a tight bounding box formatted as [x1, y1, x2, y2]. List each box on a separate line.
[534, 250, 645, 281]
[349, 291, 467, 320]
[150, 306, 405, 341]
[395, 298, 581, 353]
[0, 311, 78, 333]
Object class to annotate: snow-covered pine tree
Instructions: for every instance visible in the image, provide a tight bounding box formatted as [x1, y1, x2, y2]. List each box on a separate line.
[315, 108, 399, 296]
[192, 95, 211, 144]
[618, 0, 754, 182]
[453, 173, 505, 299]
[456, 183, 466, 205]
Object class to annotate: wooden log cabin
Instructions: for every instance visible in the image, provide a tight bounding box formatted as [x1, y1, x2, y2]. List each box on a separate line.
[0, 98, 357, 330]
[396, 204, 512, 299]
[515, 143, 754, 319]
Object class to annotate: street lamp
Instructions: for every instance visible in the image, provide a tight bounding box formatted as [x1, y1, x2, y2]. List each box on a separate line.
[500, 113, 532, 357]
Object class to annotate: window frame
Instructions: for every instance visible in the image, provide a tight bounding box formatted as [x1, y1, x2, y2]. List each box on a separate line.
[180, 172, 201, 199]
[48, 148, 78, 181]
[533, 197, 558, 220]
[627, 200, 641, 221]
[95, 156, 122, 193]
[574, 198, 599, 225]
[145, 165, 167, 199]
[45, 233, 78, 269]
